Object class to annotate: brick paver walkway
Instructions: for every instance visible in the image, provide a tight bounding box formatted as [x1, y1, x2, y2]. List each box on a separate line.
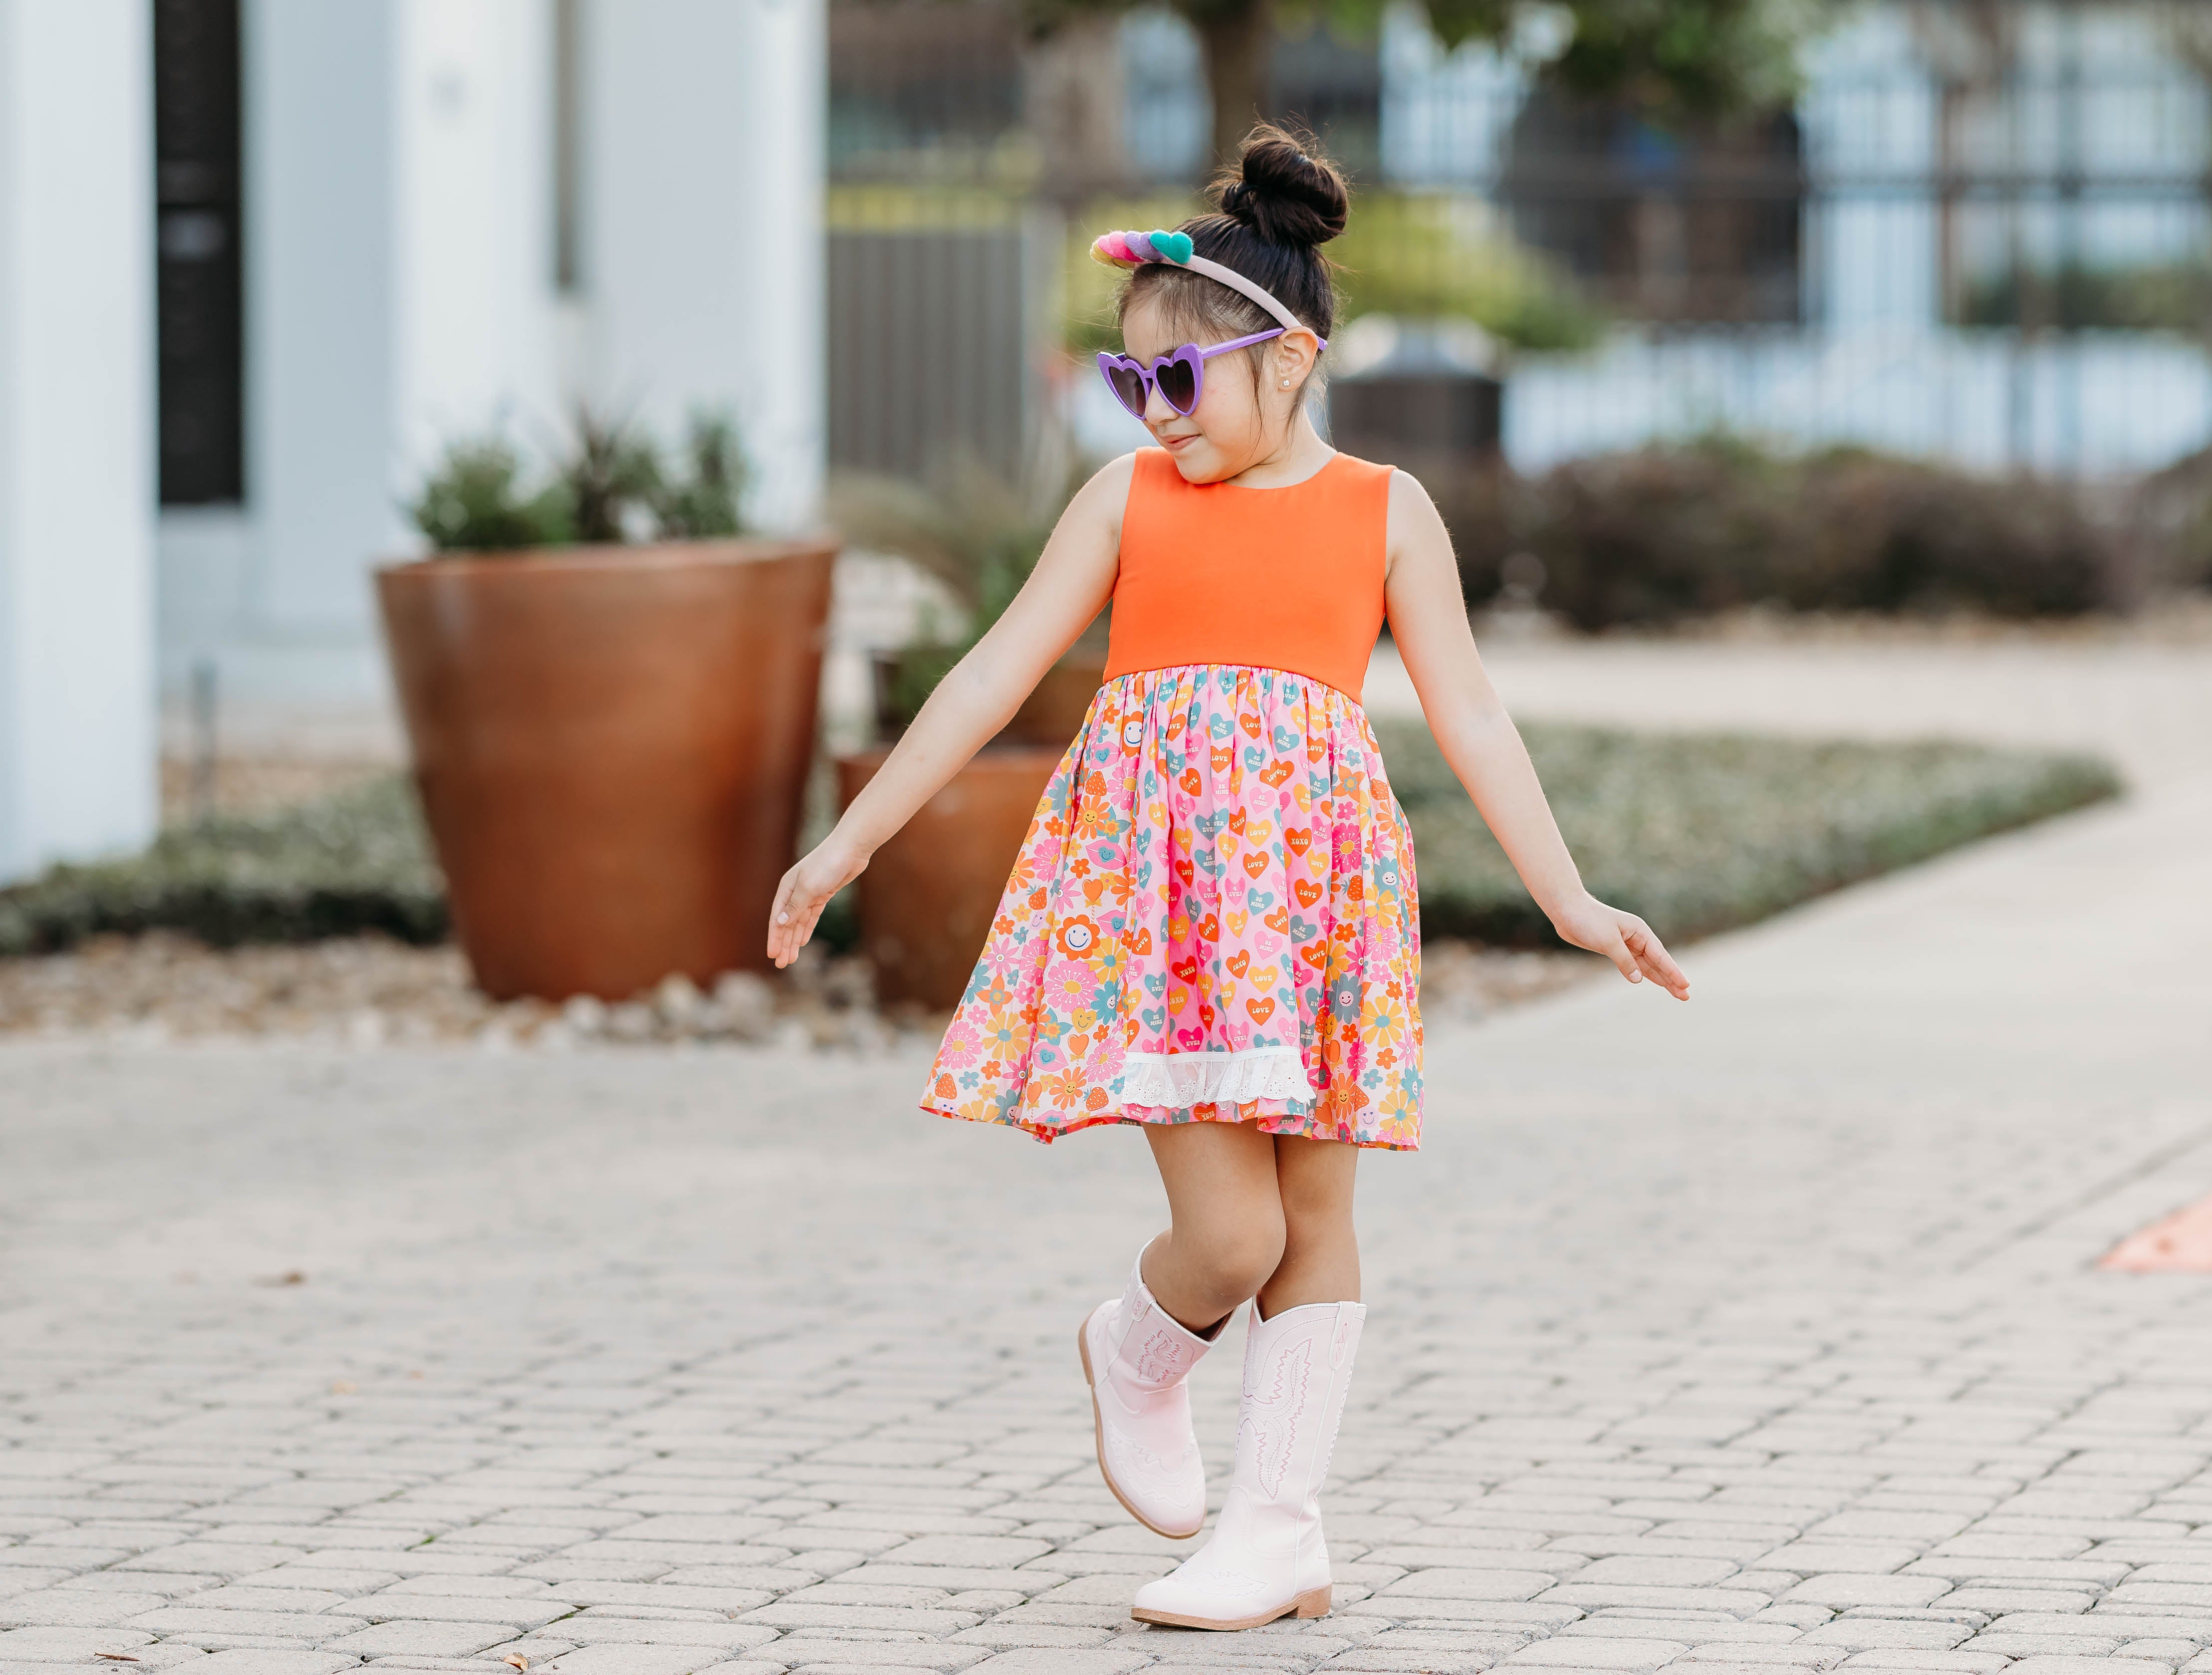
[4, 638, 2209, 1675]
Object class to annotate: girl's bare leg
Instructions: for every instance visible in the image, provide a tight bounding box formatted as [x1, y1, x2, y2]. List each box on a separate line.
[1124, 1125, 1368, 1631]
[1139, 1122, 1361, 1332]
[1140, 1120, 1288, 1333]
[1257, 1132, 1359, 1318]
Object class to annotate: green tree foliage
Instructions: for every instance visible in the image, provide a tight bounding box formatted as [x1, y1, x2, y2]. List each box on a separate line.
[1021, 0, 1839, 170]
[1531, 0, 1833, 125]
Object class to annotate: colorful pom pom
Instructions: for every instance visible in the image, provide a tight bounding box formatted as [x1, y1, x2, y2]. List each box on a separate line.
[1090, 228, 1195, 267]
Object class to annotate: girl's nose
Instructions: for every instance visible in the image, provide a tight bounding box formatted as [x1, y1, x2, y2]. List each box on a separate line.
[1144, 380, 1179, 424]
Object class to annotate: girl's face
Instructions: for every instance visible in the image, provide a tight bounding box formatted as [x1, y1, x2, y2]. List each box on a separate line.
[1118, 294, 1312, 482]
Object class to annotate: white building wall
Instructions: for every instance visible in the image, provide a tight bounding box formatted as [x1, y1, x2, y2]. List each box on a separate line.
[583, 0, 826, 533]
[161, 1, 402, 703]
[161, 0, 828, 707]
[164, 0, 561, 705]
[0, 0, 157, 879]
[244, 2, 404, 637]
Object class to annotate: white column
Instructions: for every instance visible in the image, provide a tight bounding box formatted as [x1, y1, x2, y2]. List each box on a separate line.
[583, 0, 826, 533]
[244, 1, 403, 635]
[0, 0, 157, 879]
[394, 0, 559, 483]
[212, 0, 555, 696]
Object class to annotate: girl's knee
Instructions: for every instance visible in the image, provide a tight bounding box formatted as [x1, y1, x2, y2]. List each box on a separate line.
[1177, 1215, 1287, 1306]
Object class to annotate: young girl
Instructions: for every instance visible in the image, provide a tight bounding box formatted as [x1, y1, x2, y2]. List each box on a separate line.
[767, 123, 1689, 1634]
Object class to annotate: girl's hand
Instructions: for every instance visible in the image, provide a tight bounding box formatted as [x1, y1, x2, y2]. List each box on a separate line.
[1551, 893, 1690, 1000]
[766, 835, 871, 968]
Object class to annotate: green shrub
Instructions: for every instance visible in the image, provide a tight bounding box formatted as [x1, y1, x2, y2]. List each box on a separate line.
[2130, 444, 2212, 595]
[410, 405, 752, 554]
[1438, 440, 2122, 630]
[409, 439, 574, 551]
[827, 446, 1091, 732]
[1962, 260, 2212, 333]
[650, 413, 749, 539]
[561, 406, 666, 544]
[1375, 717, 2123, 947]
[0, 777, 444, 957]
[0, 724, 2122, 960]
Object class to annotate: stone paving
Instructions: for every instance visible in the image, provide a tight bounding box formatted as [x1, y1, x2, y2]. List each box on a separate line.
[4, 637, 2211, 1675]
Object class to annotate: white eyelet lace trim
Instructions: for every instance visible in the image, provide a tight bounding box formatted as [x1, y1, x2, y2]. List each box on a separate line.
[1113, 1047, 1317, 1110]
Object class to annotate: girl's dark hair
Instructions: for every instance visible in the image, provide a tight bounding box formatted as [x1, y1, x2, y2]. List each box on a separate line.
[1116, 122, 1350, 410]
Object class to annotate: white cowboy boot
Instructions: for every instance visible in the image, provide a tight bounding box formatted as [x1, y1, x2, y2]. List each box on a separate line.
[1130, 1296, 1365, 1631]
[1078, 1244, 1219, 1539]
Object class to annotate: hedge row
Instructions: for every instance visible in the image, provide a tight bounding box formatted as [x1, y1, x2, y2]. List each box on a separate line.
[1374, 717, 2123, 947]
[0, 776, 445, 957]
[1436, 441, 2130, 631]
[0, 726, 2122, 962]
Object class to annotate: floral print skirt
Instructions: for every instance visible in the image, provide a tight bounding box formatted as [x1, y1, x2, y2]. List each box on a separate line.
[919, 662, 1423, 1151]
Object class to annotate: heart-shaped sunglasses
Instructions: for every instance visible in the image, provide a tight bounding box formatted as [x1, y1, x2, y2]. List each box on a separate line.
[1096, 327, 1287, 420]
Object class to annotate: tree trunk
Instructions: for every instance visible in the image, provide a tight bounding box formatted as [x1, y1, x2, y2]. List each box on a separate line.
[1189, 0, 1274, 175]
[1022, 12, 1129, 206]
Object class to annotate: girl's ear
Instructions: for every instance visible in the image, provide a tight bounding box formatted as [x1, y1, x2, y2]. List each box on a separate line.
[1273, 327, 1322, 389]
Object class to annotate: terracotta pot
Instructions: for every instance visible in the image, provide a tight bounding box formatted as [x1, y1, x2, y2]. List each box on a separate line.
[869, 648, 1108, 750]
[375, 536, 835, 1000]
[1008, 651, 1108, 747]
[835, 744, 1062, 1008]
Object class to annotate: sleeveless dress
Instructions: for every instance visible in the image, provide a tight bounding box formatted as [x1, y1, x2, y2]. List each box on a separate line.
[918, 446, 1423, 1151]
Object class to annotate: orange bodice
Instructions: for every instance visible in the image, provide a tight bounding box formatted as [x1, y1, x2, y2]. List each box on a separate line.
[1103, 446, 1395, 704]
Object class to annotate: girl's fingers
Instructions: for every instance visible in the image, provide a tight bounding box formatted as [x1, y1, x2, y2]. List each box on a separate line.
[768, 872, 815, 966]
[770, 852, 863, 968]
[766, 887, 791, 961]
[1625, 922, 1690, 998]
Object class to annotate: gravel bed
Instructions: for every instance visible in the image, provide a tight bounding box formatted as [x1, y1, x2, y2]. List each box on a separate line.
[0, 930, 1598, 1050]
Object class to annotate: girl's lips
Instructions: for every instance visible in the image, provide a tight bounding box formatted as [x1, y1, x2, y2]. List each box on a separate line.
[1161, 434, 1196, 450]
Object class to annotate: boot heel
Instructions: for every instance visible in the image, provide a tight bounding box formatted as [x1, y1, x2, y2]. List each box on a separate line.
[1294, 1584, 1333, 1619]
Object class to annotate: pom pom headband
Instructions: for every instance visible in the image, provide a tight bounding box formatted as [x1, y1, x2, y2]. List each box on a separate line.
[1090, 228, 1327, 349]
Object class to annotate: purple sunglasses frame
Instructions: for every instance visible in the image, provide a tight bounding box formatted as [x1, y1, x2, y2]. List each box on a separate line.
[1095, 327, 1288, 420]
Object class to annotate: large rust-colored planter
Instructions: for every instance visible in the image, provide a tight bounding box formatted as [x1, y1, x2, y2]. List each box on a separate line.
[869, 647, 1107, 750]
[836, 745, 1061, 1008]
[1009, 651, 1109, 747]
[375, 537, 836, 1001]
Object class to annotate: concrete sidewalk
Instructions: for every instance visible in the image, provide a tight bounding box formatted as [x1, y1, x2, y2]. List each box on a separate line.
[3, 637, 2209, 1675]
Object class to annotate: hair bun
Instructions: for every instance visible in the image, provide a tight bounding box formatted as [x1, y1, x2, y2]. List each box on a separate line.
[1215, 122, 1350, 249]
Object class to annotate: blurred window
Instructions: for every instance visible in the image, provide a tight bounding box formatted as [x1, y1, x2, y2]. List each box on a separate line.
[154, 0, 245, 505]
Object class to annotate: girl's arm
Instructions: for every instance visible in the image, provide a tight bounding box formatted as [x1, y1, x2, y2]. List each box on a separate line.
[1381, 470, 1689, 999]
[765, 453, 1134, 968]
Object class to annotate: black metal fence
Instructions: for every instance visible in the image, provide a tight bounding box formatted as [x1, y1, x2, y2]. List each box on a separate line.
[829, 228, 1033, 480]
[828, 0, 2212, 479]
